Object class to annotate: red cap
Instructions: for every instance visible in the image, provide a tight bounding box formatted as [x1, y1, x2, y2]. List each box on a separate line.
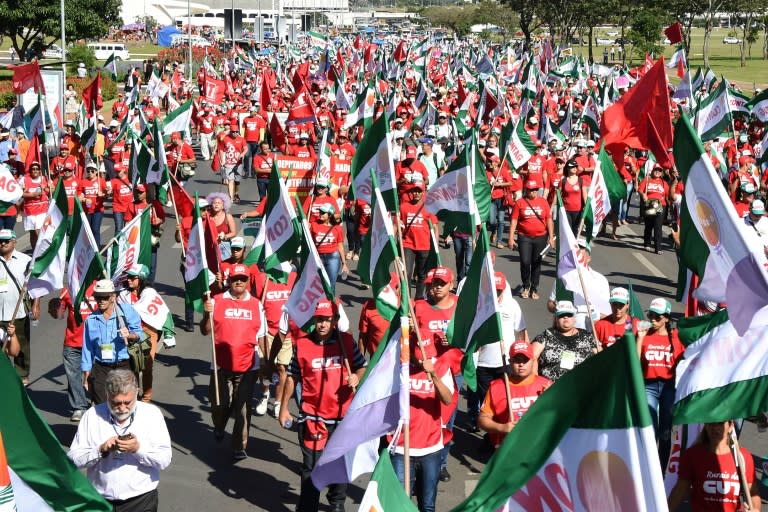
[739, 155, 751, 166]
[494, 271, 506, 291]
[135, 184, 147, 192]
[432, 266, 453, 284]
[509, 341, 534, 360]
[171, 132, 182, 141]
[526, 178, 541, 190]
[229, 264, 249, 279]
[405, 146, 418, 159]
[30, 160, 41, 168]
[229, 122, 239, 131]
[314, 298, 337, 317]
[7, 148, 16, 155]
[424, 268, 435, 285]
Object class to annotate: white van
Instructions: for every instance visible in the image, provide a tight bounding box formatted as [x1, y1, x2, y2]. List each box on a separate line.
[87, 43, 131, 61]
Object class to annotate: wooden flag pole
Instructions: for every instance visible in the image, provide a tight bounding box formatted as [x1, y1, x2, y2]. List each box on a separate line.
[729, 429, 754, 510]
[205, 290, 221, 406]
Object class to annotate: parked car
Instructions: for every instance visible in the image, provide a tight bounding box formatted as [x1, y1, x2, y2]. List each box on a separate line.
[723, 36, 742, 44]
[614, 37, 630, 46]
[43, 44, 64, 59]
[596, 37, 613, 45]
[87, 43, 130, 60]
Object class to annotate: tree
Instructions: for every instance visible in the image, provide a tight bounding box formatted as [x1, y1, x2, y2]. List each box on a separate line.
[627, 8, 664, 58]
[728, 0, 768, 66]
[0, 0, 121, 62]
[421, 6, 475, 36]
[502, 0, 544, 49]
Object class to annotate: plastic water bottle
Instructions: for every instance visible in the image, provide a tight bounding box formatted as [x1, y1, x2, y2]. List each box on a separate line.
[29, 312, 38, 328]
[340, 268, 349, 280]
[282, 418, 293, 429]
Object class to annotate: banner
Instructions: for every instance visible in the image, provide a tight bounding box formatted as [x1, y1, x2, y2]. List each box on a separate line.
[274, 156, 351, 202]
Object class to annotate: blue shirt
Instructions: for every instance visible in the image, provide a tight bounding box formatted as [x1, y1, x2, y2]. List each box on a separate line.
[0, 140, 15, 162]
[81, 303, 143, 371]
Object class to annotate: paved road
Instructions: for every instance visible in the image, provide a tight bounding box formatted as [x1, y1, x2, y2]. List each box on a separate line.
[18, 155, 768, 511]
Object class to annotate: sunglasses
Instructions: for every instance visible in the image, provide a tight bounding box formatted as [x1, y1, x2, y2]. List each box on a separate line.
[94, 295, 112, 301]
[230, 276, 248, 282]
[557, 313, 575, 318]
[0, 239, 13, 244]
[647, 313, 663, 321]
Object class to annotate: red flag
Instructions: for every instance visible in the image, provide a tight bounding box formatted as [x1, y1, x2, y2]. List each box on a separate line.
[353, 34, 364, 50]
[269, 114, 286, 151]
[169, 173, 194, 220]
[286, 82, 316, 126]
[458, 79, 468, 107]
[260, 75, 272, 109]
[600, 58, 673, 170]
[291, 61, 310, 92]
[677, 57, 685, 79]
[81, 73, 103, 114]
[664, 21, 683, 45]
[24, 133, 41, 173]
[204, 76, 226, 104]
[336, 48, 346, 73]
[643, 53, 654, 74]
[393, 41, 407, 63]
[203, 215, 221, 274]
[12, 61, 45, 94]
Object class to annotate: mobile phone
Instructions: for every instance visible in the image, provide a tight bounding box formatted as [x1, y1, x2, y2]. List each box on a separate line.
[118, 434, 133, 440]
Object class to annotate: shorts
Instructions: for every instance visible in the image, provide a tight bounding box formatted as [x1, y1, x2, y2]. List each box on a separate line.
[223, 164, 242, 183]
[24, 212, 46, 231]
[273, 333, 293, 366]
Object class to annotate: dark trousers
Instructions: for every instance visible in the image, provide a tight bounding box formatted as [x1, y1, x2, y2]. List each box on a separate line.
[209, 369, 256, 451]
[2, 317, 30, 379]
[565, 210, 581, 236]
[517, 235, 548, 292]
[404, 248, 429, 297]
[467, 365, 507, 421]
[89, 360, 131, 404]
[297, 422, 346, 512]
[109, 488, 159, 512]
[643, 212, 664, 251]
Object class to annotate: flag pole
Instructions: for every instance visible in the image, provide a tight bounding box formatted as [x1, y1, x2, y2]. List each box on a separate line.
[206, 289, 221, 406]
[729, 429, 753, 509]
[568, 200, 601, 348]
[398, 271, 411, 498]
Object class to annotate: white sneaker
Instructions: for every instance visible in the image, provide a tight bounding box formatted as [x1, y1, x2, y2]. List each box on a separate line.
[255, 395, 269, 416]
[273, 402, 281, 420]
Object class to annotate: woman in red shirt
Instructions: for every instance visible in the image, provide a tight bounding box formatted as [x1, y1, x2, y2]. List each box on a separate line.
[310, 203, 348, 295]
[559, 159, 586, 234]
[78, 162, 107, 246]
[508, 178, 555, 300]
[108, 166, 134, 233]
[486, 156, 511, 248]
[636, 297, 684, 470]
[668, 420, 760, 512]
[638, 166, 670, 254]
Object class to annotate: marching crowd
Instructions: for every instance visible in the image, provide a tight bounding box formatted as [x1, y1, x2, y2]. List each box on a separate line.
[2, 32, 767, 512]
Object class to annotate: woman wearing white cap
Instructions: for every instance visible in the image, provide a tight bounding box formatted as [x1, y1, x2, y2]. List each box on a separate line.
[745, 199, 768, 255]
[532, 300, 598, 382]
[636, 297, 684, 469]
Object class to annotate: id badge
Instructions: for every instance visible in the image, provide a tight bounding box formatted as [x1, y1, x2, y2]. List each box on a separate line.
[560, 350, 576, 370]
[100, 344, 115, 361]
[0, 277, 8, 294]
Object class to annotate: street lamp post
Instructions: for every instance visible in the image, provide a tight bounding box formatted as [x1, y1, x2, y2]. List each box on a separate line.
[188, 0, 192, 78]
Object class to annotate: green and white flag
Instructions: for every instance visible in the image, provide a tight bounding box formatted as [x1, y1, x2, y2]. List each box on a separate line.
[358, 449, 418, 512]
[161, 99, 193, 142]
[343, 84, 375, 130]
[106, 207, 152, 282]
[0, 164, 22, 213]
[747, 87, 768, 122]
[243, 163, 301, 282]
[693, 79, 730, 140]
[755, 129, 768, 164]
[673, 308, 768, 424]
[285, 210, 335, 331]
[580, 93, 601, 134]
[67, 198, 106, 323]
[452, 336, 667, 512]
[507, 118, 537, 170]
[104, 52, 118, 82]
[0, 356, 112, 512]
[350, 112, 398, 211]
[184, 194, 214, 313]
[358, 173, 399, 321]
[447, 226, 502, 391]
[148, 120, 170, 203]
[28, 180, 68, 299]
[583, 146, 627, 241]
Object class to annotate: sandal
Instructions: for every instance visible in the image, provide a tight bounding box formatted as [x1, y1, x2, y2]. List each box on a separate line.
[531, 291, 540, 300]
[520, 288, 529, 299]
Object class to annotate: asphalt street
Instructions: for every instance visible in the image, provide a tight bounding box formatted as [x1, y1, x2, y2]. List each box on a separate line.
[16, 155, 768, 511]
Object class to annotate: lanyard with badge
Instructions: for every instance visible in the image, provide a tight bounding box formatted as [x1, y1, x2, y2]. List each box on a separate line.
[110, 411, 135, 459]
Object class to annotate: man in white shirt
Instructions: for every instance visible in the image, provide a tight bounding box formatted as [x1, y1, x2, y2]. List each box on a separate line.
[68, 369, 171, 512]
[745, 199, 768, 256]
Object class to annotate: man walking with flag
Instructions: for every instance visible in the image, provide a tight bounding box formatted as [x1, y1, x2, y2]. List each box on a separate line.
[278, 299, 366, 512]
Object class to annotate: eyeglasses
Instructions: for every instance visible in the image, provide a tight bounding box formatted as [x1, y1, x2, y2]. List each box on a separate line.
[557, 313, 575, 318]
[648, 313, 663, 321]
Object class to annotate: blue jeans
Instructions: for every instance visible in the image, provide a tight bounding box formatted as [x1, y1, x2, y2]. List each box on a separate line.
[63, 346, 89, 412]
[257, 178, 269, 201]
[645, 379, 674, 468]
[244, 142, 259, 177]
[113, 212, 125, 234]
[319, 251, 341, 295]
[452, 235, 473, 283]
[0, 215, 15, 230]
[488, 199, 505, 243]
[87, 211, 103, 246]
[441, 373, 462, 470]
[392, 449, 442, 512]
[619, 181, 633, 222]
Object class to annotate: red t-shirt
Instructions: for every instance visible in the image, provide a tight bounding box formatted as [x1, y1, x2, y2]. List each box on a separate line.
[212, 292, 266, 372]
[358, 298, 390, 356]
[252, 271, 296, 335]
[242, 115, 267, 142]
[110, 178, 134, 213]
[252, 153, 274, 176]
[594, 316, 638, 349]
[355, 200, 372, 236]
[512, 196, 551, 237]
[640, 178, 669, 206]
[303, 195, 337, 223]
[679, 443, 754, 512]
[62, 290, 97, 348]
[55, 176, 80, 214]
[20, 175, 49, 216]
[639, 330, 685, 380]
[414, 297, 457, 358]
[400, 200, 437, 251]
[310, 221, 344, 254]
[218, 134, 246, 166]
[480, 374, 551, 448]
[561, 177, 584, 212]
[78, 178, 107, 213]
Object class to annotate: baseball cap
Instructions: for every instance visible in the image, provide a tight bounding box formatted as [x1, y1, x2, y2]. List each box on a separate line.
[135, 184, 146, 192]
[739, 133, 748, 142]
[609, 287, 629, 305]
[29, 161, 40, 168]
[648, 298, 672, 315]
[229, 122, 239, 130]
[127, 264, 150, 280]
[432, 266, 453, 284]
[555, 300, 577, 317]
[741, 182, 757, 194]
[529, 117, 538, 125]
[565, 159, 579, 170]
[739, 156, 751, 166]
[509, 341, 534, 359]
[231, 236, 245, 249]
[198, 198, 209, 208]
[494, 271, 507, 291]
[85, 161, 98, 170]
[0, 229, 15, 240]
[300, 132, 310, 139]
[318, 203, 335, 215]
[314, 298, 337, 318]
[751, 199, 765, 215]
[405, 146, 418, 159]
[109, 119, 119, 127]
[7, 148, 16, 155]
[93, 279, 115, 295]
[229, 264, 250, 279]
[316, 177, 330, 188]
[526, 178, 541, 190]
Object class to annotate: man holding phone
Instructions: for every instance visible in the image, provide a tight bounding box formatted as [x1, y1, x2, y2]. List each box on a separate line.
[68, 369, 172, 511]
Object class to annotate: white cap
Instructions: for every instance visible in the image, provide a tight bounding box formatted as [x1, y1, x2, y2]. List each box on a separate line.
[93, 279, 115, 294]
